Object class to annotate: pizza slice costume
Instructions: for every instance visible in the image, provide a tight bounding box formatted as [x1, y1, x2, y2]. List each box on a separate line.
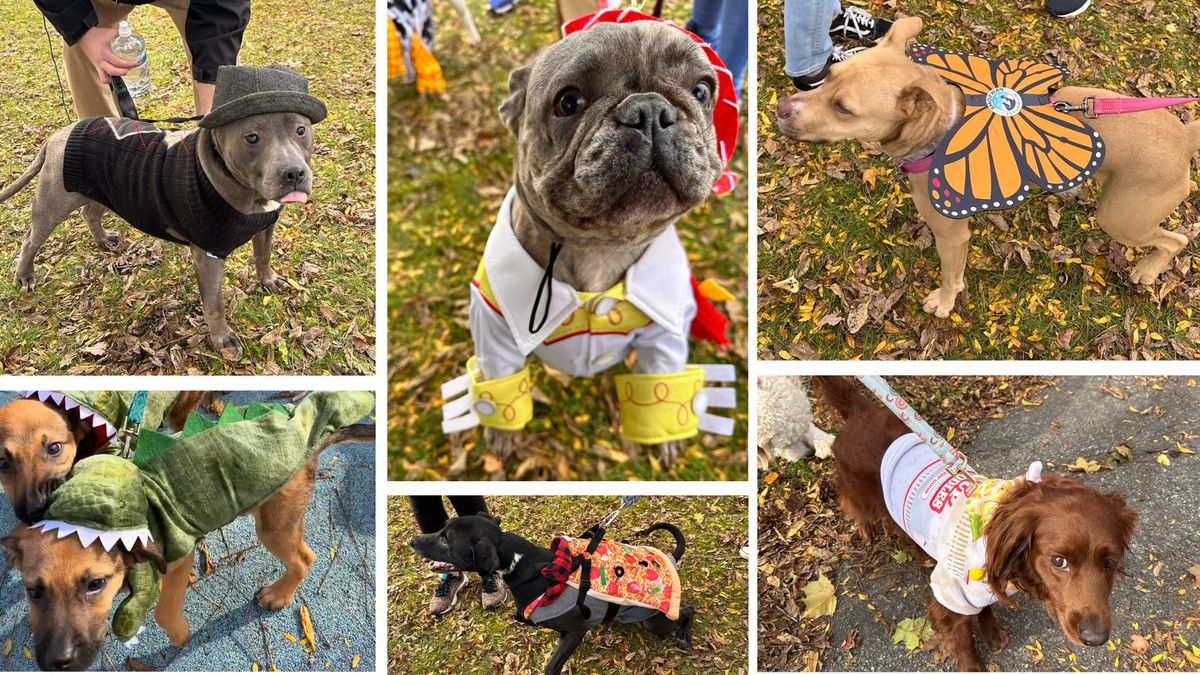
[440, 9, 741, 445]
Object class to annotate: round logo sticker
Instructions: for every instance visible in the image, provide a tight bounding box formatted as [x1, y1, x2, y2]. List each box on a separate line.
[985, 87, 1023, 117]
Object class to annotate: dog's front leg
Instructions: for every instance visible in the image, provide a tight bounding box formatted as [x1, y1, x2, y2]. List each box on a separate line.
[927, 593, 984, 671]
[543, 629, 588, 675]
[190, 244, 242, 354]
[155, 551, 195, 648]
[911, 175, 969, 318]
[252, 224, 287, 293]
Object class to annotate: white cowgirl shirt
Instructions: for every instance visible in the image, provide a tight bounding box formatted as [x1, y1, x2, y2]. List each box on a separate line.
[882, 433, 1039, 615]
[469, 188, 696, 380]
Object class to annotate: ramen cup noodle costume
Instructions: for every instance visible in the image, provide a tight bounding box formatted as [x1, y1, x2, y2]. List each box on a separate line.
[881, 432, 1042, 615]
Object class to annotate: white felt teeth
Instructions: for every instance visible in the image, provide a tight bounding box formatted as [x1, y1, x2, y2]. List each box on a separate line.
[30, 521, 153, 553]
[122, 625, 147, 648]
[20, 391, 118, 447]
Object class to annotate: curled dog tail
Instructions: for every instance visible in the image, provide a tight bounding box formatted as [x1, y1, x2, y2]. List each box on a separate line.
[319, 423, 375, 451]
[811, 376, 873, 420]
[0, 142, 47, 203]
[634, 522, 685, 563]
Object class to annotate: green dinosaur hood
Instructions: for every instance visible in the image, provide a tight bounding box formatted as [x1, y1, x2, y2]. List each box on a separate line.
[21, 390, 187, 458]
[31, 391, 375, 641]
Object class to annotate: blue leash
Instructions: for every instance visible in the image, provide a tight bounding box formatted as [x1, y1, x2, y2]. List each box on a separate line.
[119, 391, 150, 459]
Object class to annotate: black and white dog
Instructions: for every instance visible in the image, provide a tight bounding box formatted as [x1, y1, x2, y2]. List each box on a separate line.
[410, 515, 694, 675]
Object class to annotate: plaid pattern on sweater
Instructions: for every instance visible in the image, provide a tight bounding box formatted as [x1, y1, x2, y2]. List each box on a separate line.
[63, 117, 280, 259]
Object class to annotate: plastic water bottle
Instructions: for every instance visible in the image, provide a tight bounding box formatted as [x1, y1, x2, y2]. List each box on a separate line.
[110, 20, 150, 97]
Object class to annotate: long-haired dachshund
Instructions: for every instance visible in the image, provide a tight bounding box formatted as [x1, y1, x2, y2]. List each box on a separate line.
[812, 376, 1138, 671]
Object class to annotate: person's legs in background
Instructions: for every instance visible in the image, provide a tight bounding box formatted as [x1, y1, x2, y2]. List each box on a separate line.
[783, 0, 840, 91]
[62, 0, 131, 118]
[409, 496, 472, 615]
[685, 0, 747, 100]
[153, 0, 215, 115]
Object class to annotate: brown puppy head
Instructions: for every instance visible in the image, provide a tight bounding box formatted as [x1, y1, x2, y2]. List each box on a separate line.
[984, 473, 1138, 648]
[210, 111, 316, 205]
[0, 399, 85, 523]
[500, 21, 723, 249]
[774, 17, 956, 156]
[3, 526, 158, 671]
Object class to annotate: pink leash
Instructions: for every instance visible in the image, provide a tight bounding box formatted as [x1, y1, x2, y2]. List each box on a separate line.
[898, 95, 1199, 174]
[1052, 95, 1200, 118]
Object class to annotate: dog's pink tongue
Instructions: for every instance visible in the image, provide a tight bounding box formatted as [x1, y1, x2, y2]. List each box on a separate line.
[279, 191, 308, 204]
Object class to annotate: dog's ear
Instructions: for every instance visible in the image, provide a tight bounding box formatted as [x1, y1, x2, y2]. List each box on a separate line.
[878, 16, 922, 52]
[897, 83, 936, 119]
[3, 530, 25, 570]
[499, 62, 533, 135]
[1103, 491, 1138, 551]
[471, 539, 500, 574]
[484, 514, 502, 528]
[125, 539, 166, 575]
[983, 482, 1042, 604]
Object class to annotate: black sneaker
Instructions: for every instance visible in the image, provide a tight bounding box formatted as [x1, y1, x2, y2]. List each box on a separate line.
[1045, 0, 1090, 17]
[829, 6, 893, 41]
[790, 47, 866, 91]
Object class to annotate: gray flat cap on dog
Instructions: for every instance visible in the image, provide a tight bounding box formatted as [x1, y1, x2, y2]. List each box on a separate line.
[199, 64, 328, 129]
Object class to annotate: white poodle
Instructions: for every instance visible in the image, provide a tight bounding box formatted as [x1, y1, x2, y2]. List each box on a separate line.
[758, 376, 834, 463]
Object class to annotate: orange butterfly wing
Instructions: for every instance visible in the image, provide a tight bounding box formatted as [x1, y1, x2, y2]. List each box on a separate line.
[908, 44, 1105, 219]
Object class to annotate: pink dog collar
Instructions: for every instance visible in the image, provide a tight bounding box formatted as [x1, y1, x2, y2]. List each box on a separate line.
[562, 9, 740, 195]
[896, 154, 934, 174]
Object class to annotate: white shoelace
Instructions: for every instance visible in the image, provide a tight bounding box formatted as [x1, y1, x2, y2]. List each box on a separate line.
[835, 6, 877, 39]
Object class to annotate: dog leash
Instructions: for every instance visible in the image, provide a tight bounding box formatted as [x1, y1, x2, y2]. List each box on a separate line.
[117, 390, 150, 459]
[855, 376, 978, 485]
[1053, 95, 1200, 119]
[110, 75, 205, 126]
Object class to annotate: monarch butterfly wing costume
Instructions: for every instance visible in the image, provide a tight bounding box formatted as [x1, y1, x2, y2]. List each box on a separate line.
[908, 43, 1106, 219]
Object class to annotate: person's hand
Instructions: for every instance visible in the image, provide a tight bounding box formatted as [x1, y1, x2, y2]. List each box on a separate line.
[78, 26, 139, 84]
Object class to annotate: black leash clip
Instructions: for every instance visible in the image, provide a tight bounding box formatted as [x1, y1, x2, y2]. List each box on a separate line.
[110, 75, 140, 120]
[1053, 96, 1097, 119]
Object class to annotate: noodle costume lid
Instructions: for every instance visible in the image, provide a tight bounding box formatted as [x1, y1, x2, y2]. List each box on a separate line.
[907, 43, 1106, 219]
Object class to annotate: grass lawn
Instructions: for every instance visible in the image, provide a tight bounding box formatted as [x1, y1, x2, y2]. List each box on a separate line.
[757, 0, 1200, 360]
[387, 495, 749, 674]
[0, 0, 375, 374]
[387, 0, 749, 480]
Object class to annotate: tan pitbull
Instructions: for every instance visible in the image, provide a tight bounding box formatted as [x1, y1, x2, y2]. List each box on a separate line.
[775, 17, 1199, 317]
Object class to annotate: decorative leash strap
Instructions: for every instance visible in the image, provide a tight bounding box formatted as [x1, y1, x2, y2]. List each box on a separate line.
[110, 76, 204, 126]
[118, 390, 150, 460]
[855, 375, 977, 483]
[1053, 95, 1200, 119]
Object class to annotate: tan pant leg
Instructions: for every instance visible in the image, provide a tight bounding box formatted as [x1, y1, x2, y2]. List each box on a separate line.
[63, 0, 131, 118]
[151, 0, 212, 114]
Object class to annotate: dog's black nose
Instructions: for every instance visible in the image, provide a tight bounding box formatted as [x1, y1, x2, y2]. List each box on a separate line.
[1078, 624, 1109, 647]
[616, 93, 677, 138]
[41, 644, 75, 671]
[282, 166, 307, 186]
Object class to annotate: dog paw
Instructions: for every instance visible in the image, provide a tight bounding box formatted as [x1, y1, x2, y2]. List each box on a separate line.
[1130, 260, 1167, 286]
[209, 331, 244, 356]
[258, 273, 288, 293]
[96, 230, 120, 249]
[921, 288, 956, 318]
[981, 619, 1008, 653]
[163, 623, 191, 648]
[483, 427, 519, 459]
[646, 439, 685, 466]
[14, 271, 35, 291]
[675, 635, 692, 650]
[255, 584, 296, 611]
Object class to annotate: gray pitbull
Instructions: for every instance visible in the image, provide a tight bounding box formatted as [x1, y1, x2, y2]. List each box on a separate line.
[0, 65, 325, 354]
[485, 20, 723, 461]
